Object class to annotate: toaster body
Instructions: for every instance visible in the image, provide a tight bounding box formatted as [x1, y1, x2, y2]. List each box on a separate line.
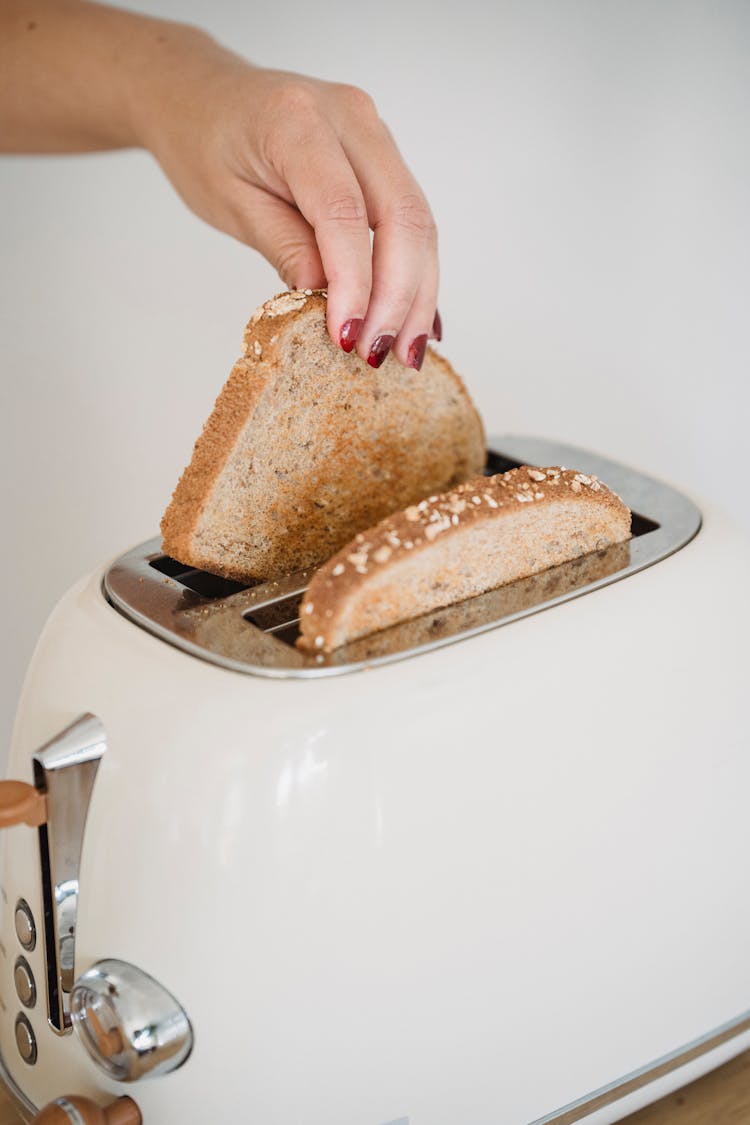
[1, 436, 749, 1125]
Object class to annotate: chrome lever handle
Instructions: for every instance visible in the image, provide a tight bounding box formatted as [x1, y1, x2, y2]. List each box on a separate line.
[32, 714, 107, 1034]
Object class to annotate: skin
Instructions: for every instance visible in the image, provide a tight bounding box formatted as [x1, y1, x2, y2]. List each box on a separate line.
[0, 0, 439, 368]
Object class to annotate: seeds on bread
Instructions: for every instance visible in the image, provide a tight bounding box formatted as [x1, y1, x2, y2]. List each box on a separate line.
[297, 465, 632, 652]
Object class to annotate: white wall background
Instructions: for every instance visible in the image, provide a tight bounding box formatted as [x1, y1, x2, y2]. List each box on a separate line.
[1, 0, 748, 762]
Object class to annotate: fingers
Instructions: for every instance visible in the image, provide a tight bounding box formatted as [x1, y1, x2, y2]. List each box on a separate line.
[254, 79, 439, 366]
[274, 117, 372, 353]
[335, 101, 438, 369]
[364, 188, 438, 370]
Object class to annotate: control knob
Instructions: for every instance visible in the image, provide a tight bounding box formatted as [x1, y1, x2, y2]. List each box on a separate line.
[31, 1095, 140, 1124]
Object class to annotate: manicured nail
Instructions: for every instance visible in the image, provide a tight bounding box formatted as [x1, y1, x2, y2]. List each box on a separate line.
[367, 334, 395, 368]
[431, 309, 443, 341]
[408, 333, 428, 371]
[340, 318, 363, 353]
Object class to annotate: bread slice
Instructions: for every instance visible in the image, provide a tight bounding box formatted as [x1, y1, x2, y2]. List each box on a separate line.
[161, 289, 485, 581]
[297, 465, 631, 652]
[312, 539, 631, 664]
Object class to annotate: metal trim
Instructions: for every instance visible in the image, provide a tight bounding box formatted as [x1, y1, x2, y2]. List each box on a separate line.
[530, 1008, 750, 1125]
[0, 1007, 749, 1123]
[103, 436, 702, 679]
[54, 1099, 87, 1125]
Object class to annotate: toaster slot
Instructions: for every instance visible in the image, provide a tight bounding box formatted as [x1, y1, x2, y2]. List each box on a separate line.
[245, 593, 303, 635]
[148, 556, 253, 599]
[270, 622, 303, 646]
[484, 450, 523, 475]
[631, 511, 660, 537]
[103, 436, 701, 677]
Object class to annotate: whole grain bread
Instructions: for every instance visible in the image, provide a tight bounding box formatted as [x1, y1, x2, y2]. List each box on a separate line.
[314, 538, 631, 665]
[161, 289, 485, 581]
[297, 465, 631, 652]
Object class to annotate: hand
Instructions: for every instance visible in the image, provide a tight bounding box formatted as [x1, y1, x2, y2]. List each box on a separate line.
[0, 3, 440, 369]
[138, 52, 440, 369]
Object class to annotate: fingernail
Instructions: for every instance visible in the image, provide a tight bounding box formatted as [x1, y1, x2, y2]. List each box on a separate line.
[408, 333, 428, 371]
[367, 334, 395, 368]
[432, 309, 443, 341]
[340, 318, 363, 353]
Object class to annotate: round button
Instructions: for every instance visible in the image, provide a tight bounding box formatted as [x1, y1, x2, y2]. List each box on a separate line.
[14, 957, 36, 1009]
[14, 899, 36, 952]
[14, 1013, 37, 1065]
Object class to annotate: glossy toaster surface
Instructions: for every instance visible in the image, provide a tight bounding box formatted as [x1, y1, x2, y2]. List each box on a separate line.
[1, 436, 749, 1125]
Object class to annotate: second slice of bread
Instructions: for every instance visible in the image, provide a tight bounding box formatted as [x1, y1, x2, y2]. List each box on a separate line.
[161, 290, 485, 581]
[297, 465, 631, 652]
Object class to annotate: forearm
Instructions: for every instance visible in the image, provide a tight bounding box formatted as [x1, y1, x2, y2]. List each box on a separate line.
[0, 0, 236, 153]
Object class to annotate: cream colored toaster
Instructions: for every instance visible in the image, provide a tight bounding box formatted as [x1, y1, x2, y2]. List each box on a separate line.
[0, 435, 749, 1125]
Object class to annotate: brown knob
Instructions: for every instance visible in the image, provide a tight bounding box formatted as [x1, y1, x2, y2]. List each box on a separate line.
[32, 1095, 141, 1125]
[0, 780, 47, 828]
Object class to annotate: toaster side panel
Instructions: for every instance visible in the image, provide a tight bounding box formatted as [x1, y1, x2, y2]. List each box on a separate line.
[1, 505, 749, 1125]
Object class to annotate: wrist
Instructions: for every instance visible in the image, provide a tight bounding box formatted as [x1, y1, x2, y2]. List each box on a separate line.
[124, 19, 249, 156]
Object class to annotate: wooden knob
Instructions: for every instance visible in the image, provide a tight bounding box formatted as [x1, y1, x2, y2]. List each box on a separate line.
[32, 1095, 141, 1125]
[0, 780, 46, 828]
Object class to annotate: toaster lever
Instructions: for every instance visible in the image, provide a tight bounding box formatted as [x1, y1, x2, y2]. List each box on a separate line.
[0, 780, 47, 828]
[32, 714, 107, 1034]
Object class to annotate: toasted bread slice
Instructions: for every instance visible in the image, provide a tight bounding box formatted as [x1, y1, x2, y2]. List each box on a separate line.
[161, 290, 485, 581]
[297, 465, 631, 652]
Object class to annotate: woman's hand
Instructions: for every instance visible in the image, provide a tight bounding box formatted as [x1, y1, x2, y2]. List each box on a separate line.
[0, 2, 440, 369]
[140, 56, 440, 369]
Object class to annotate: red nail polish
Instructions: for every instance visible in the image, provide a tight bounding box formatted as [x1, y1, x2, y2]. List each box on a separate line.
[408, 333, 428, 371]
[432, 309, 443, 341]
[340, 318, 363, 353]
[367, 334, 395, 368]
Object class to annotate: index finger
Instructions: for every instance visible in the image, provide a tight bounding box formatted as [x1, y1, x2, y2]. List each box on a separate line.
[281, 127, 372, 352]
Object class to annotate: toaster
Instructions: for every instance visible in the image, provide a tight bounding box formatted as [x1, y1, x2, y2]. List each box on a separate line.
[1, 434, 749, 1125]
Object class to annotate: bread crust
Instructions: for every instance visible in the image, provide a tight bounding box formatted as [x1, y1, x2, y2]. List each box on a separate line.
[160, 292, 318, 568]
[160, 289, 485, 580]
[297, 465, 632, 652]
